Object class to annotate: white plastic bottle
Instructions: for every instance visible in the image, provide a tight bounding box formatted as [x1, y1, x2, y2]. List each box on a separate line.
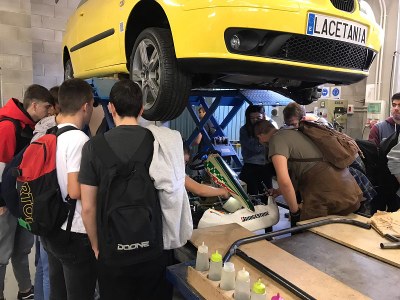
[208, 250, 223, 281]
[234, 267, 250, 300]
[251, 279, 266, 300]
[220, 262, 236, 291]
[195, 242, 209, 271]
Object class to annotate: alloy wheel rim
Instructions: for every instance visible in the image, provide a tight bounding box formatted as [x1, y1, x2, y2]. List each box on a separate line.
[132, 39, 161, 110]
[64, 62, 73, 80]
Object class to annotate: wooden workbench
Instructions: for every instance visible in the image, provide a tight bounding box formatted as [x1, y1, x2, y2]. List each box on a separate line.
[189, 223, 370, 299]
[298, 214, 400, 268]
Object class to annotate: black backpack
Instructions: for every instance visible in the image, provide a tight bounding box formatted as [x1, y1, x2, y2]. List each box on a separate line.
[0, 117, 33, 214]
[1, 145, 28, 217]
[0, 117, 33, 154]
[355, 139, 379, 186]
[92, 133, 163, 266]
[15, 126, 78, 236]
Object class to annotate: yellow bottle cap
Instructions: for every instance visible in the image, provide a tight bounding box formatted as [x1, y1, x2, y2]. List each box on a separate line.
[210, 250, 222, 262]
[252, 279, 266, 294]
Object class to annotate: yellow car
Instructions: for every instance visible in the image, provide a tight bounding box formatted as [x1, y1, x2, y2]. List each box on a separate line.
[63, 0, 382, 121]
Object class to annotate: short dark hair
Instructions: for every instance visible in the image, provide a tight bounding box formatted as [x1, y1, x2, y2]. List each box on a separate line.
[49, 86, 59, 105]
[109, 79, 142, 118]
[392, 93, 400, 102]
[58, 79, 93, 115]
[283, 102, 305, 124]
[23, 84, 54, 110]
[254, 119, 276, 136]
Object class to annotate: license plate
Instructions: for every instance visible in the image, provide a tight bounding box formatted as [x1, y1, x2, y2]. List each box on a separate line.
[306, 13, 368, 46]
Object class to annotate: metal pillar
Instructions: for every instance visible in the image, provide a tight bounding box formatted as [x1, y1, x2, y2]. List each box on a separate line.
[87, 78, 116, 129]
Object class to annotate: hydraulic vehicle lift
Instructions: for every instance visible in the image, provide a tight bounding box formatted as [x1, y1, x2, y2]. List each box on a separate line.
[185, 89, 291, 170]
[88, 78, 291, 170]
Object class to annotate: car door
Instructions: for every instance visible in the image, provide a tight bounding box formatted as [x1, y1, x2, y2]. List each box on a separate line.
[74, 0, 122, 72]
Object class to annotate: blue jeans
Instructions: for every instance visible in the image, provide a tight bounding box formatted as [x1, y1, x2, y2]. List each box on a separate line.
[34, 238, 49, 300]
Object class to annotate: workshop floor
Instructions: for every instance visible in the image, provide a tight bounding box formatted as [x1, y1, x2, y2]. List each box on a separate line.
[4, 207, 290, 299]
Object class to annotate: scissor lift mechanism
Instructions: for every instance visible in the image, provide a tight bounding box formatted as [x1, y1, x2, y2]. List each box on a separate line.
[87, 78, 291, 171]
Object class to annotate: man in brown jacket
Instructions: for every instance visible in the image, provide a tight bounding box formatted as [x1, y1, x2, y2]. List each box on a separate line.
[254, 120, 362, 225]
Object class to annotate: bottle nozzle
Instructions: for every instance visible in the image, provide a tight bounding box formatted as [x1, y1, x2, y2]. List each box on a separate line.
[252, 278, 266, 294]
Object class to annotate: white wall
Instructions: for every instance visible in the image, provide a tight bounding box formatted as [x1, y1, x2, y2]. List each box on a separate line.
[0, 0, 80, 104]
[0, 0, 33, 103]
[31, 0, 80, 88]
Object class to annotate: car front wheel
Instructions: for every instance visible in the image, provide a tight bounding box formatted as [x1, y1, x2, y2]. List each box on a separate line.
[130, 27, 191, 121]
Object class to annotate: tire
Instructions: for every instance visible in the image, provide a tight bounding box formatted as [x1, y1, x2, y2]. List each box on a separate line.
[130, 27, 191, 121]
[64, 59, 74, 80]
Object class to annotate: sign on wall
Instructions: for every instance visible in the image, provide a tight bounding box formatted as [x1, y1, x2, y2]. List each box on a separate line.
[331, 87, 341, 100]
[320, 87, 330, 99]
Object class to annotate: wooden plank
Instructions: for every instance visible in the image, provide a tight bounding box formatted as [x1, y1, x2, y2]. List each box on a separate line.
[190, 224, 370, 300]
[190, 223, 257, 256]
[187, 261, 299, 300]
[187, 267, 233, 300]
[298, 214, 400, 268]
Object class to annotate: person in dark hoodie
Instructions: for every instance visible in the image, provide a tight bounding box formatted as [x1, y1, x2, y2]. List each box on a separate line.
[0, 85, 54, 300]
[369, 93, 400, 146]
[239, 105, 276, 194]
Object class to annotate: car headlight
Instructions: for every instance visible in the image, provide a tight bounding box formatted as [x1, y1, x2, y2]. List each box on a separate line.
[358, 0, 376, 23]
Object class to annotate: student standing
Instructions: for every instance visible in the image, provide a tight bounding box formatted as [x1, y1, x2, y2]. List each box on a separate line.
[0, 85, 54, 300]
[193, 106, 216, 152]
[40, 79, 96, 300]
[369, 93, 400, 145]
[239, 105, 275, 193]
[80, 80, 169, 300]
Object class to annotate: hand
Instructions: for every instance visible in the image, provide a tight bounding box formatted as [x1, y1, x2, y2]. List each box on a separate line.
[0, 207, 8, 216]
[289, 207, 301, 227]
[267, 188, 281, 198]
[93, 248, 99, 259]
[219, 188, 230, 199]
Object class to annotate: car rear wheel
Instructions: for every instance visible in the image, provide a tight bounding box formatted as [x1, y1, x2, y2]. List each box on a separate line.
[64, 59, 74, 80]
[130, 27, 191, 121]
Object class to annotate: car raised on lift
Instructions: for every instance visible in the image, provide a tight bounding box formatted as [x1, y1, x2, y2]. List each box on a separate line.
[62, 0, 382, 121]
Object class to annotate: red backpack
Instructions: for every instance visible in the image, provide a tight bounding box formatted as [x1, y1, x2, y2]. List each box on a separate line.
[16, 126, 77, 236]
